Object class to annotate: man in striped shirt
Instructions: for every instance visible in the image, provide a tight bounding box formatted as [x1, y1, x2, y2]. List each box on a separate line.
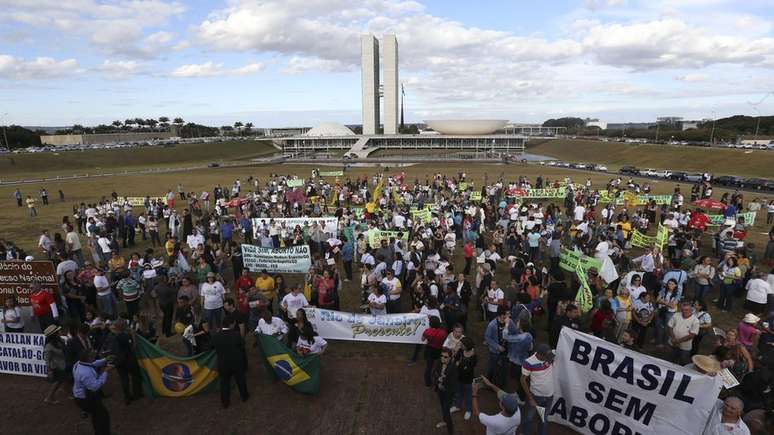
[116, 271, 142, 319]
[520, 344, 555, 435]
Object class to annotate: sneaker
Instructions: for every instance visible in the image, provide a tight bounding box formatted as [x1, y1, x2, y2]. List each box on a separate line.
[435, 422, 447, 429]
[463, 412, 471, 420]
[449, 406, 460, 413]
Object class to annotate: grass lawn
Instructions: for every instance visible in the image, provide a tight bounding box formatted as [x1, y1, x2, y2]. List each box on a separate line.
[527, 138, 774, 178]
[0, 139, 279, 181]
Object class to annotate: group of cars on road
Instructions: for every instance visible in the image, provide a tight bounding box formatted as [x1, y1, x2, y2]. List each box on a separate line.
[541, 160, 608, 172]
[619, 166, 774, 191]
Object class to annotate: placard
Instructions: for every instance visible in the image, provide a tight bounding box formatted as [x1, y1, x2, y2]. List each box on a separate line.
[0, 333, 47, 377]
[186, 235, 204, 250]
[304, 308, 429, 344]
[241, 244, 312, 274]
[252, 217, 339, 239]
[550, 329, 722, 435]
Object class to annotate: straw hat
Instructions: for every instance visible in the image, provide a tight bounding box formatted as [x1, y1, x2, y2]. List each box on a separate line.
[43, 324, 62, 337]
[743, 313, 761, 324]
[691, 355, 721, 375]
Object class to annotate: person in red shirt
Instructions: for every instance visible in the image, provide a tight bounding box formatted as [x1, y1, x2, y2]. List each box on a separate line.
[29, 282, 59, 331]
[422, 315, 448, 387]
[688, 208, 710, 233]
[235, 269, 253, 294]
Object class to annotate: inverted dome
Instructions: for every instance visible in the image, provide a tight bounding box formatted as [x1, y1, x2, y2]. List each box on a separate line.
[304, 122, 355, 136]
[424, 119, 508, 135]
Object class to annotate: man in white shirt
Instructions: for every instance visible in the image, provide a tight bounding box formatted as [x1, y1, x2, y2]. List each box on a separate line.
[472, 381, 521, 435]
[381, 270, 402, 313]
[704, 397, 751, 435]
[668, 302, 700, 365]
[485, 281, 504, 321]
[663, 213, 679, 231]
[744, 272, 772, 312]
[66, 228, 84, 266]
[573, 203, 585, 222]
[201, 272, 226, 327]
[38, 230, 52, 260]
[280, 286, 309, 320]
[93, 269, 115, 318]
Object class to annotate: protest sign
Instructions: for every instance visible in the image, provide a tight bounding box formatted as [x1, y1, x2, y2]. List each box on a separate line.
[706, 211, 756, 226]
[559, 249, 602, 273]
[116, 196, 165, 207]
[469, 191, 482, 201]
[508, 187, 566, 199]
[0, 261, 58, 306]
[411, 208, 432, 224]
[286, 179, 305, 188]
[319, 170, 344, 177]
[186, 234, 204, 250]
[655, 224, 668, 250]
[717, 368, 739, 389]
[241, 244, 312, 274]
[0, 333, 47, 377]
[458, 182, 468, 191]
[350, 207, 365, 220]
[575, 263, 593, 312]
[630, 230, 656, 249]
[549, 329, 722, 435]
[252, 217, 338, 239]
[366, 229, 409, 249]
[304, 308, 429, 344]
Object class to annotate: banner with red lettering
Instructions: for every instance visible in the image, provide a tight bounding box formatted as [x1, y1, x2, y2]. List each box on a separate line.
[549, 329, 722, 435]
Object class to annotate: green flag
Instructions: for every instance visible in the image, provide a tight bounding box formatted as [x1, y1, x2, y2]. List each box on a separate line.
[135, 335, 219, 398]
[257, 334, 320, 395]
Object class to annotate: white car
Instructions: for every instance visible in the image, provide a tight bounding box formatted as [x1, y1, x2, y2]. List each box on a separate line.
[641, 168, 658, 177]
[596, 165, 608, 171]
[653, 170, 672, 178]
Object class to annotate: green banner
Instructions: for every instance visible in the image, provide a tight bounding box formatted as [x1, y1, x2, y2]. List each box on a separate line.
[508, 187, 566, 199]
[598, 191, 672, 206]
[135, 335, 218, 398]
[575, 263, 593, 313]
[706, 211, 757, 226]
[559, 248, 602, 273]
[655, 224, 668, 250]
[411, 208, 432, 224]
[257, 333, 320, 395]
[287, 179, 305, 188]
[367, 229, 409, 249]
[469, 191, 482, 201]
[350, 207, 365, 220]
[630, 230, 657, 249]
[458, 182, 468, 191]
[319, 170, 344, 177]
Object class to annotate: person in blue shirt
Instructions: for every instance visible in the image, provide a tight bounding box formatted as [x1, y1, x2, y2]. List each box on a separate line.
[661, 258, 688, 300]
[239, 216, 253, 244]
[72, 349, 112, 435]
[124, 211, 136, 247]
[341, 237, 354, 281]
[220, 218, 235, 247]
[484, 307, 518, 389]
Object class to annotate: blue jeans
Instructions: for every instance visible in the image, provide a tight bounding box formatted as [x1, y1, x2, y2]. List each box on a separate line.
[718, 283, 735, 311]
[521, 395, 553, 435]
[487, 352, 508, 389]
[655, 311, 674, 345]
[695, 284, 710, 301]
[204, 307, 223, 328]
[455, 382, 472, 412]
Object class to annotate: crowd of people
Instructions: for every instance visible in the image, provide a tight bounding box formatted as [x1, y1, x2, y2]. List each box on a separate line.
[2, 169, 774, 435]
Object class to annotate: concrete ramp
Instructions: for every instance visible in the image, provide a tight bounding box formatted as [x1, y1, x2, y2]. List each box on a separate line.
[346, 137, 377, 158]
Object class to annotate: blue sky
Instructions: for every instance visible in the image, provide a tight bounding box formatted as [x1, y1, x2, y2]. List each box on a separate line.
[1, 0, 773, 127]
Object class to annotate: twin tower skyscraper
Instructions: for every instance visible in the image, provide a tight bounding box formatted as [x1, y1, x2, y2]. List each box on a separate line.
[361, 34, 398, 135]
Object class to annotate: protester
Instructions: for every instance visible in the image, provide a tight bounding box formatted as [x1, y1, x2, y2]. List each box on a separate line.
[432, 347, 457, 434]
[72, 349, 113, 435]
[43, 324, 67, 404]
[211, 314, 249, 408]
[472, 377, 521, 435]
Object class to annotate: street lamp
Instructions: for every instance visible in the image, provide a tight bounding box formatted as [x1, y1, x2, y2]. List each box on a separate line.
[709, 111, 716, 145]
[1, 112, 8, 149]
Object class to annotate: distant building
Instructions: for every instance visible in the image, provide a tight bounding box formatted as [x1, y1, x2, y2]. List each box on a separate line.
[584, 118, 607, 130]
[606, 122, 656, 130]
[40, 131, 176, 146]
[681, 121, 700, 130]
[656, 116, 683, 126]
[502, 124, 565, 136]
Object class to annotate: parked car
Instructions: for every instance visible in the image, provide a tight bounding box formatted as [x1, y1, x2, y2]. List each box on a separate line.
[590, 164, 608, 171]
[740, 178, 774, 190]
[714, 175, 743, 187]
[653, 170, 672, 178]
[619, 166, 640, 175]
[668, 171, 687, 181]
[684, 173, 703, 183]
[641, 168, 659, 177]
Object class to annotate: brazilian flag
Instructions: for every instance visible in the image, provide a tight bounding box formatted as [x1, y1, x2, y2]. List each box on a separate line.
[135, 335, 219, 398]
[257, 334, 320, 395]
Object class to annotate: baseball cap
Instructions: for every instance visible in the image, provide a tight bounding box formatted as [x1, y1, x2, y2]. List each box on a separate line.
[500, 394, 519, 414]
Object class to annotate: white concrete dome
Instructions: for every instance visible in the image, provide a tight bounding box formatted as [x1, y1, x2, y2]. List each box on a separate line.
[424, 119, 508, 135]
[304, 122, 356, 136]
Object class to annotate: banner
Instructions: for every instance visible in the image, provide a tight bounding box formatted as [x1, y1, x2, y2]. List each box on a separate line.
[630, 230, 656, 249]
[575, 263, 593, 313]
[350, 207, 365, 220]
[186, 234, 204, 250]
[599, 193, 672, 206]
[411, 208, 432, 224]
[458, 182, 468, 191]
[257, 333, 320, 395]
[366, 229, 409, 249]
[0, 261, 59, 306]
[550, 329, 722, 435]
[706, 211, 756, 226]
[559, 249, 602, 273]
[0, 333, 47, 377]
[508, 187, 566, 199]
[241, 244, 311, 274]
[655, 224, 668, 250]
[135, 335, 218, 398]
[252, 217, 338, 238]
[117, 196, 165, 207]
[304, 308, 429, 344]
[286, 179, 305, 188]
[469, 191, 482, 201]
[319, 170, 344, 177]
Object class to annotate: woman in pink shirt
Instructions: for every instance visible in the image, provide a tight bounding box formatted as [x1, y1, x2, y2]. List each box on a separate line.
[316, 269, 337, 310]
[737, 313, 762, 351]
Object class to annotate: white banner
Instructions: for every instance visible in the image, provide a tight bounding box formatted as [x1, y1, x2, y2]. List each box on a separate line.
[241, 244, 311, 274]
[252, 217, 338, 239]
[0, 333, 47, 377]
[549, 329, 722, 435]
[304, 308, 429, 344]
[186, 234, 204, 250]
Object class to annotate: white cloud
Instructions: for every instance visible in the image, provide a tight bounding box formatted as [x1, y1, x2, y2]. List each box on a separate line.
[584, 0, 626, 11]
[674, 73, 709, 82]
[0, 0, 185, 58]
[96, 60, 143, 78]
[170, 61, 264, 77]
[0, 55, 80, 80]
[282, 56, 353, 74]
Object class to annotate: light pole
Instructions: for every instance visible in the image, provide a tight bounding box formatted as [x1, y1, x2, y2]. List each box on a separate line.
[1, 113, 8, 149]
[709, 111, 716, 145]
[753, 107, 761, 142]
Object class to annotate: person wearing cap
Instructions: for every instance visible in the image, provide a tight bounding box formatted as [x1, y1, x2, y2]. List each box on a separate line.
[201, 272, 226, 328]
[43, 324, 67, 404]
[520, 343, 555, 435]
[472, 377, 521, 435]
